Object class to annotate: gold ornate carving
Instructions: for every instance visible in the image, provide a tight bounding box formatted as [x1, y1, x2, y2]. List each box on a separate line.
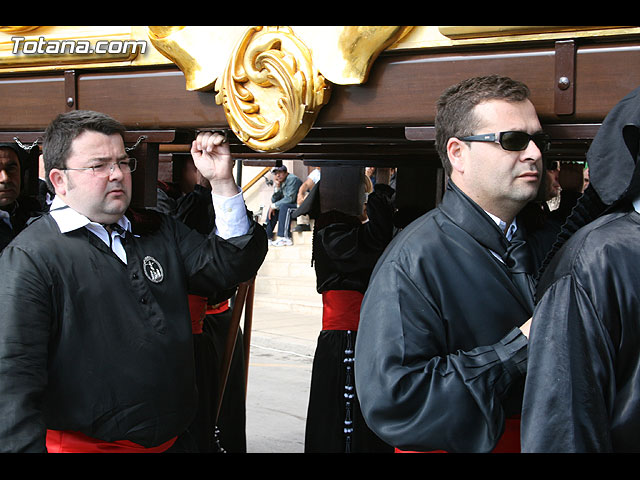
[146, 26, 413, 152]
[214, 26, 330, 152]
[0, 26, 41, 33]
[148, 26, 247, 91]
[293, 26, 412, 84]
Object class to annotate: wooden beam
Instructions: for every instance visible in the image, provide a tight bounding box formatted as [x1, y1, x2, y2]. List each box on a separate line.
[1, 39, 639, 132]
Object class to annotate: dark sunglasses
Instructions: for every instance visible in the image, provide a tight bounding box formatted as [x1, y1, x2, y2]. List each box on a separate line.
[460, 131, 551, 153]
[546, 160, 559, 171]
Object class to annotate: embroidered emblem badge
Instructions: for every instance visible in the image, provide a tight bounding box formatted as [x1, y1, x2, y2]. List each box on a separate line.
[142, 256, 164, 283]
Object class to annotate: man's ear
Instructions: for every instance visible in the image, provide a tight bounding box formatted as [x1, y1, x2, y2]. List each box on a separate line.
[49, 168, 67, 196]
[447, 137, 467, 175]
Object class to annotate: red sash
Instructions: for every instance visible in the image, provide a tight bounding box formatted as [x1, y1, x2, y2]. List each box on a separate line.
[46, 430, 176, 453]
[394, 417, 521, 453]
[489, 416, 521, 453]
[321, 290, 364, 331]
[188, 294, 208, 334]
[206, 300, 230, 315]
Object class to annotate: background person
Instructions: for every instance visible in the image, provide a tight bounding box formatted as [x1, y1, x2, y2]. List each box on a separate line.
[0, 142, 45, 251]
[264, 165, 302, 246]
[303, 174, 395, 453]
[293, 167, 320, 232]
[153, 155, 248, 452]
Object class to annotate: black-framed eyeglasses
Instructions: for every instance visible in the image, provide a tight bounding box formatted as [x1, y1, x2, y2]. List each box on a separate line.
[546, 160, 559, 171]
[460, 131, 551, 153]
[61, 158, 137, 177]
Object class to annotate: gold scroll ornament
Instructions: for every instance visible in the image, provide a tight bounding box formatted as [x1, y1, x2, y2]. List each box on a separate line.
[214, 26, 328, 152]
[148, 26, 412, 152]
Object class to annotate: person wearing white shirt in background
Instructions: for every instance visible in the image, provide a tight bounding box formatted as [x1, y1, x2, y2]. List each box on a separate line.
[293, 168, 321, 232]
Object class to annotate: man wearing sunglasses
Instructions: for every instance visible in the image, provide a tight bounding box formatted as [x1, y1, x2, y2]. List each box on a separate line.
[0, 110, 267, 452]
[356, 75, 546, 453]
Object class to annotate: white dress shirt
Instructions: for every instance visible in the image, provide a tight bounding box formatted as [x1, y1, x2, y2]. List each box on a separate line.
[484, 211, 518, 263]
[49, 188, 250, 265]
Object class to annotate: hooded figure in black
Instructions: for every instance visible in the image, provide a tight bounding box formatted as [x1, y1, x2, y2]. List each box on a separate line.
[153, 165, 248, 453]
[295, 175, 396, 453]
[0, 142, 45, 251]
[521, 85, 640, 452]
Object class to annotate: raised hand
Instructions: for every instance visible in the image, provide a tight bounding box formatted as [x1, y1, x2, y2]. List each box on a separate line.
[190, 131, 238, 197]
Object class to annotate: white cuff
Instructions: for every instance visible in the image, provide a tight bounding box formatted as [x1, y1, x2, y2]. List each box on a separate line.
[211, 188, 251, 239]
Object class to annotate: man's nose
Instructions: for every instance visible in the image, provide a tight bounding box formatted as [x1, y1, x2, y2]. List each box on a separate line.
[522, 139, 543, 161]
[108, 162, 125, 179]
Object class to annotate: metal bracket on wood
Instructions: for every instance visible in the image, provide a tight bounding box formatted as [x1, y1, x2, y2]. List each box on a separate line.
[554, 40, 576, 116]
[64, 70, 77, 111]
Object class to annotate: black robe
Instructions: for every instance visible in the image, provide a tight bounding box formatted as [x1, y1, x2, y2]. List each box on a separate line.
[522, 206, 640, 452]
[0, 209, 267, 452]
[521, 85, 640, 453]
[354, 181, 531, 453]
[0, 195, 45, 251]
[304, 184, 395, 453]
[154, 182, 245, 452]
[154, 182, 215, 235]
[313, 184, 396, 295]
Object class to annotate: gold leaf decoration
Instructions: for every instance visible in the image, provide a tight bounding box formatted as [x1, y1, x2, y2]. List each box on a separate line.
[0, 26, 41, 33]
[214, 26, 330, 152]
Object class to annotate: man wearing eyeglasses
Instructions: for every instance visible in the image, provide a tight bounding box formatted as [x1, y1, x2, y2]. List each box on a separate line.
[356, 75, 548, 453]
[0, 110, 267, 452]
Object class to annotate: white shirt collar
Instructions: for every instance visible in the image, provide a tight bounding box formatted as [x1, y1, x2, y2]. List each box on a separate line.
[485, 210, 518, 242]
[49, 196, 131, 263]
[49, 196, 131, 234]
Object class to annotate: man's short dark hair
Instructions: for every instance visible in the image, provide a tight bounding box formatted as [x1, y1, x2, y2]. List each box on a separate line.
[435, 75, 531, 176]
[43, 110, 126, 190]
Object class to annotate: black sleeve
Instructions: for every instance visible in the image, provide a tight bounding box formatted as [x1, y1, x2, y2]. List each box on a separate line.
[522, 273, 615, 452]
[317, 184, 395, 273]
[0, 247, 52, 452]
[154, 185, 215, 235]
[355, 257, 528, 452]
[171, 214, 268, 298]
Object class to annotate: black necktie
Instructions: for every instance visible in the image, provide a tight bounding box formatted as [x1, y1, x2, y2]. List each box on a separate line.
[104, 223, 125, 235]
[103, 223, 126, 248]
[110, 223, 125, 235]
[502, 227, 535, 310]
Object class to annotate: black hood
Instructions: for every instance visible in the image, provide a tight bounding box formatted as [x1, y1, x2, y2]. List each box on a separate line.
[534, 84, 640, 287]
[586, 84, 640, 206]
[0, 141, 31, 167]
